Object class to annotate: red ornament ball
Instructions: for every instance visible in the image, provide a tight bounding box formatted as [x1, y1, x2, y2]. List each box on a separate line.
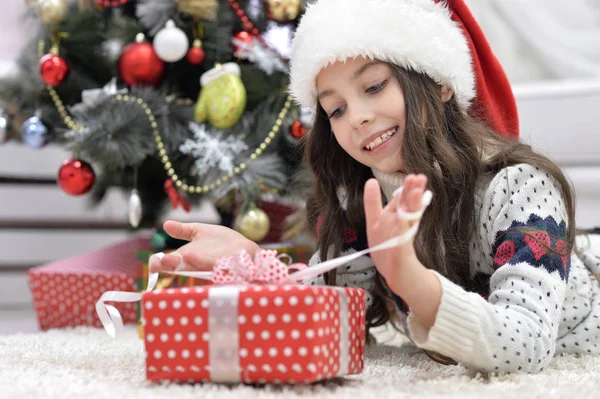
[232, 31, 254, 54]
[118, 41, 165, 87]
[39, 53, 69, 86]
[186, 40, 206, 65]
[290, 120, 307, 139]
[57, 159, 96, 196]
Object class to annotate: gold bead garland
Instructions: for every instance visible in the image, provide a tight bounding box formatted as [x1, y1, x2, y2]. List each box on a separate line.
[41, 38, 293, 194]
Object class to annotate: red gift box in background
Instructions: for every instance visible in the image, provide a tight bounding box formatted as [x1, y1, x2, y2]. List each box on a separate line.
[142, 284, 366, 384]
[28, 236, 152, 330]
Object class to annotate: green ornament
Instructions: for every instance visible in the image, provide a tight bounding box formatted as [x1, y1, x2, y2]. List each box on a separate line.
[194, 62, 247, 129]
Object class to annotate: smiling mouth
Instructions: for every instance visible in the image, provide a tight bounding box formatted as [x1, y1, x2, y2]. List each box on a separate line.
[364, 126, 398, 151]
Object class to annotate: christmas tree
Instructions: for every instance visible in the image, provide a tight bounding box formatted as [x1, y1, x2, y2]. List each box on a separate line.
[0, 0, 314, 244]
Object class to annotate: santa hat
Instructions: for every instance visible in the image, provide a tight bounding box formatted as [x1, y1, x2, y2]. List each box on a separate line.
[289, 0, 519, 139]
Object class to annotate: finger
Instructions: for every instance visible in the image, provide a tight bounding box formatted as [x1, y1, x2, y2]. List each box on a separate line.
[364, 178, 383, 230]
[149, 252, 182, 273]
[181, 251, 215, 271]
[163, 220, 200, 241]
[407, 175, 428, 212]
[397, 174, 417, 210]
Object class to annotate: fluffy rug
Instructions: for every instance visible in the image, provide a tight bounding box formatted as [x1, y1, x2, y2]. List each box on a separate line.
[1, 326, 599, 399]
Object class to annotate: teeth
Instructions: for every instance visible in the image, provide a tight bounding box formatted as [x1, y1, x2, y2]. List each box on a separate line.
[365, 127, 397, 150]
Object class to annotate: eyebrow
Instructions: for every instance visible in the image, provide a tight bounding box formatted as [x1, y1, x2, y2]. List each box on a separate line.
[317, 61, 382, 101]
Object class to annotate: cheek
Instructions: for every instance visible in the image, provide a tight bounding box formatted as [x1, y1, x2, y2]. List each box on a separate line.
[331, 129, 359, 157]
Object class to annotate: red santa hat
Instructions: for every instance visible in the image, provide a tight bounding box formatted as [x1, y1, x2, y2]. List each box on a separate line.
[289, 0, 519, 139]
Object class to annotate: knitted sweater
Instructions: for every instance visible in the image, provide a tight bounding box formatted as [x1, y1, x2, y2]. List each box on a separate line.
[307, 163, 600, 373]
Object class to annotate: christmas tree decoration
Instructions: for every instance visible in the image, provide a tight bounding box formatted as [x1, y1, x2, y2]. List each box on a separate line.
[194, 63, 247, 129]
[235, 205, 271, 242]
[164, 180, 191, 212]
[21, 115, 49, 148]
[232, 33, 287, 75]
[39, 49, 69, 87]
[137, 0, 217, 37]
[264, 0, 302, 23]
[0, 107, 10, 143]
[37, 0, 68, 25]
[186, 39, 205, 65]
[77, 78, 128, 112]
[289, 120, 306, 139]
[232, 31, 253, 55]
[180, 122, 248, 176]
[57, 159, 96, 196]
[118, 33, 165, 87]
[177, 0, 218, 20]
[96, 0, 131, 7]
[128, 189, 142, 228]
[153, 20, 189, 63]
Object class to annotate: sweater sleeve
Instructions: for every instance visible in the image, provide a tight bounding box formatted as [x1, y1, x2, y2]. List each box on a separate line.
[406, 164, 570, 373]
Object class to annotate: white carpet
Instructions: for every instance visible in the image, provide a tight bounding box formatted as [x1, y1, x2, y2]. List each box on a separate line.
[1, 326, 599, 399]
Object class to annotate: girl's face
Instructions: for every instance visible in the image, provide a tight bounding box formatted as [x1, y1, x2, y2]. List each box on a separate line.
[316, 57, 406, 173]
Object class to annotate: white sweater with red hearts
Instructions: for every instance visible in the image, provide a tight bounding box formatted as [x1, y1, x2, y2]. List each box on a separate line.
[307, 163, 600, 373]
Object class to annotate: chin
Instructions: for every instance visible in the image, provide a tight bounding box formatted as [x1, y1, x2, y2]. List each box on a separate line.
[374, 160, 403, 174]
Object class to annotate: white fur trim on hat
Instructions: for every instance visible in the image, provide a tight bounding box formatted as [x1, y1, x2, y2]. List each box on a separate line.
[289, 0, 475, 110]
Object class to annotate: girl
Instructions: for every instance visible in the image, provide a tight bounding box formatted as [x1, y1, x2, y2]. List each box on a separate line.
[151, 0, 600, 373]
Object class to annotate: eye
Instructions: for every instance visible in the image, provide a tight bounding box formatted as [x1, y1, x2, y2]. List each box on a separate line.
[366, 80, 388, 94]
[328, 106, 345, 119]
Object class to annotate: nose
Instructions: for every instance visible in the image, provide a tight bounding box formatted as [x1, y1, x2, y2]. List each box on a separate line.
[348, 102, 374, 129]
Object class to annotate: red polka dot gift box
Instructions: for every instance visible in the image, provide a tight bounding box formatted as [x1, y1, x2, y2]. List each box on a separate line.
[141, 284, 366, 384]
[28, 236, 152, 330]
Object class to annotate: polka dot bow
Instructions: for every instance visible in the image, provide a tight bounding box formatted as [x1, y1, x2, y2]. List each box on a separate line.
[212, 249, 307, 284]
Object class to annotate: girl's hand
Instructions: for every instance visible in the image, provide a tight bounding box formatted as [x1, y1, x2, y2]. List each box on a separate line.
[149, 221, 260, 273]
[363, 174, 429, 286]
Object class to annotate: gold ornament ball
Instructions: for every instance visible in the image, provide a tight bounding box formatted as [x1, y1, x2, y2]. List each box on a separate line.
[38, 0, 68, 25]
[236, 208, 270, 242]
[264, 0, 302, 23]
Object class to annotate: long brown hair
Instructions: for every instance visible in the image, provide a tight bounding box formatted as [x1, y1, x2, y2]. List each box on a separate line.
[301, 64, 576, 337]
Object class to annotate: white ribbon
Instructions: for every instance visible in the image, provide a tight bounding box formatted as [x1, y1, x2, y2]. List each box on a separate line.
[335, 287, 350, 376]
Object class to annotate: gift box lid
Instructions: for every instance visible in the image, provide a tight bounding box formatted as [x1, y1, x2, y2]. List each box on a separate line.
[28, 235, 153, 276]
